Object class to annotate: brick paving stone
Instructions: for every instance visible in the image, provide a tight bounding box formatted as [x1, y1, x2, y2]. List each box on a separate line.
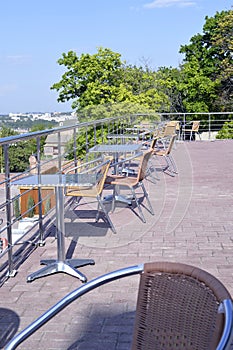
[0, 140, 233, 349]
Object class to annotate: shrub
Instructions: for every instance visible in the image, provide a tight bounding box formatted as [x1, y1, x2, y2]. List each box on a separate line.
[44, 198, 51, 215]
[216, 120, 233, 139]
[27, 196, 35, 218]
[13, 198, 21, 220]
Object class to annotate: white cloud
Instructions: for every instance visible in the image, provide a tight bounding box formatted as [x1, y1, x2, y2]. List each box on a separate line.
[144, 0, 196, 9]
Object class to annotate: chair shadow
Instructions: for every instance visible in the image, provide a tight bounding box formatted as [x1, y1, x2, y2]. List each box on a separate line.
[67, 310, 135, 350]
[0, 308, 20, 349]
[65, 212, 109, 240]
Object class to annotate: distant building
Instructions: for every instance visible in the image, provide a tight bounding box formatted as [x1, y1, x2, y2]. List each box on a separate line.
[43, 119, 77, 157]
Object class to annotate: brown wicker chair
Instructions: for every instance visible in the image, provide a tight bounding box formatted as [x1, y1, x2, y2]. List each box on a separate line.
[65, 159, 116, 233]
[152, 134, 177, 176]
[6, 262, 233, 350]
[105, 150, 154, 223]
[182, 120, 201, 141]
[131, 262, 233, 350]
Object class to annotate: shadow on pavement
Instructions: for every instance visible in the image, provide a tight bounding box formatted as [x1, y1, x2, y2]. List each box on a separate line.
[0, 308, 20, 349]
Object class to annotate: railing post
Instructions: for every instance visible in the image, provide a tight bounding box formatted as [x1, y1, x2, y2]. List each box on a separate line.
[85, 127, 88, 158]
[73, 126, 78, 167]
[36, 137, 44, 246]
[4, 144, 16, 276]
[208, 113, 211, 140]
[94, 123, 97, 144]
[183, 113, 186, 140]
[57, 132, 62, 172]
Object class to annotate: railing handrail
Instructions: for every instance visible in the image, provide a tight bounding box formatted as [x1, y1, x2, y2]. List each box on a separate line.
[0, 114, 131, 146]
[0, 111, 232, 146]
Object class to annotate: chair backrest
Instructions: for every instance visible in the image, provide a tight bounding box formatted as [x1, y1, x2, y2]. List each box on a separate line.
[192, 120, 200, 132]
[65, 159, 110, 197]
[137, 150, 152, 182]
[149, 137, 157, 150]
[132, 261, 232, 350]
[167, 120, 180, 131]
[164, 134, 176, 155]
[94, 160, 111, 195]
[163, 124, 176, 137]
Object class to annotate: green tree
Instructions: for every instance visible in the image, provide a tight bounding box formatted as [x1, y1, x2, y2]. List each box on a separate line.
[155, 67, 183, 112]
[0, 125, 47, 172]
[51, 47, 170, 114]
[178, 57, 218, 113]
[51, 47, 123, 109]
[179, 9, 233, 111]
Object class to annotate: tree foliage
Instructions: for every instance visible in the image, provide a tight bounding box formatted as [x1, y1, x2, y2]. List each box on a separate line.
[0, 125, 47, 172]
[51, 48, 123, 109]
[51, 47, 171, 113]
[180, 9, 233, 111]
[216, 120, 233, 139]
[76, 101, 159, 122]
[51, 9, 232, 116]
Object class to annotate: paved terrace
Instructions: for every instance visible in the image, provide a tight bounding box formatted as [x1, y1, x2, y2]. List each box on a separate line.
[0, 139, 233, 350]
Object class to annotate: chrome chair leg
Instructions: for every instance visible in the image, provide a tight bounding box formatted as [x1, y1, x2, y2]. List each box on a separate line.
[140, 182, 154, 216]
[130, 187, 146, 223]
[96, 195, 116, 234]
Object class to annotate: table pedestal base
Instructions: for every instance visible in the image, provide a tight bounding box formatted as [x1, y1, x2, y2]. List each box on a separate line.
[27, 258, 95, 283]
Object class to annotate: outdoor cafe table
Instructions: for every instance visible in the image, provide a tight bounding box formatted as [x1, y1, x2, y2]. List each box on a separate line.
[89, 143, 141, 205]
[11, 173, 96, 283]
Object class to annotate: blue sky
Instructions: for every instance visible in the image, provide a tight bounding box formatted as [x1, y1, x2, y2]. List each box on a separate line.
[0, 0, 232, 114]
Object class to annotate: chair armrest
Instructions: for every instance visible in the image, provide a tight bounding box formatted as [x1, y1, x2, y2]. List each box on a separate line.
[4, 264, 144, 350]
[216, 299, 233, 350]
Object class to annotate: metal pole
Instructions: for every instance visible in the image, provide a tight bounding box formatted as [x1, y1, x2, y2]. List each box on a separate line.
[57, 132, 62, 173]
[208, 113, 211, 140]
[4, 144, 16, 276]
[36, 137, 44, 246]
[73, 127, 77, 167]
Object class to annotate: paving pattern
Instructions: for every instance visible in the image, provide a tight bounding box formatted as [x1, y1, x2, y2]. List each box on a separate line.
[0, 139, 233, 349]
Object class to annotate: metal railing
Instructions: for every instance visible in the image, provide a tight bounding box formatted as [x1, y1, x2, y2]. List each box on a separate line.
[0, 112, 232, 282]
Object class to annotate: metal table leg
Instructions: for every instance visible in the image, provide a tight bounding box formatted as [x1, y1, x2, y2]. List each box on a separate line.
[27, 186, 95, 283]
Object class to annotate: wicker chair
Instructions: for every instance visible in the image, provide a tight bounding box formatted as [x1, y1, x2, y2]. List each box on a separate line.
[182, 120, 201, 141]
[65, 159, 116, 233]
[6, 262, 233, 350]
[152, 134, 177, 176]
[105, 150, 154, 223]
[131, 262, 233, 350]
[153, 121, 178, 140]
